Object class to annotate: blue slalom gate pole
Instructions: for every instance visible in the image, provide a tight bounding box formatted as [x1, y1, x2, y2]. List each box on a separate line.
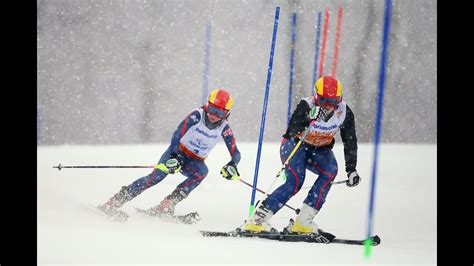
[202, 23, 212, 104]
[311, 11, 322, 96]
[287, 12, 297, 126]
[248, 6, 280, 220]
[365, 0, 392, 257]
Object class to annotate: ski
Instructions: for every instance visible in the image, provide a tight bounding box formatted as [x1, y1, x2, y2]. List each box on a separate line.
[200, 230, 380, 246]
[135, 207, 201, 224]
[89, 204, 129, 222]
[88, 204, 200, 224]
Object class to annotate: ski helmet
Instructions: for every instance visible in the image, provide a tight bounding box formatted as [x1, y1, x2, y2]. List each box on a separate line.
[314, 76, 342, 108]
[204, 88, 233, 119]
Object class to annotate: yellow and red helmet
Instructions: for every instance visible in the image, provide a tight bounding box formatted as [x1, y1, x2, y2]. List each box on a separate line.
[314, 76, 343, 108]
[205, 88, 233, 119]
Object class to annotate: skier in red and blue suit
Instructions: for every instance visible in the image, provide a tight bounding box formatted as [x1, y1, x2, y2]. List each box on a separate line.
[99, 88, 241, 220]
[243, 76, 361, 240]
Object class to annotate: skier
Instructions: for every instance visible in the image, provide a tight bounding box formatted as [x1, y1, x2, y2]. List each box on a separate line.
[98, 88, 241, 221]
[241, 76, 361, 240]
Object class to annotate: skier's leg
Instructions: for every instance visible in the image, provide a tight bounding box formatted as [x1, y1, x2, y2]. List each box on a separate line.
[287, 148, 337, 236]
[244, 138, 307, 233]
[262, 137, 307, 215]
[100, 146, 174, 210]
[147, 158, 208, 215]
[304, 148, 338, 211]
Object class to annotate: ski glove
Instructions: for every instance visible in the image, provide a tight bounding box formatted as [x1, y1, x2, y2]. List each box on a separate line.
[221, 161, 240, 181]
[164, 153, 184, 174]
[346, 171, 361, 187]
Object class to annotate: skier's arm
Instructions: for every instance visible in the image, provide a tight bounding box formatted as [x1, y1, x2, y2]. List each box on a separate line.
[169, 110, 201, 154]
[340, 105, 358, 173]
[221, 124, 241, 165]
[282, 100, 311, 139]
[220, 124, 241, 181]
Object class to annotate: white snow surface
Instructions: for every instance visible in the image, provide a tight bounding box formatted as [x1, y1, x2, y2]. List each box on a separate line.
[38, 142, 436, 265]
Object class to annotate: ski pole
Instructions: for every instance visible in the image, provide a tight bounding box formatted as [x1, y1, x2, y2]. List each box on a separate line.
[53, 163, 158, 170]
[332, 179, 348, 185]
[239, 178, 300, 214]
[301, 179, 349, 190]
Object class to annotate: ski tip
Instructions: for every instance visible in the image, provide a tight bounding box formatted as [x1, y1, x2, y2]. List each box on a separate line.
[200, 230, 237, 237]
[200, 230, 214, 236]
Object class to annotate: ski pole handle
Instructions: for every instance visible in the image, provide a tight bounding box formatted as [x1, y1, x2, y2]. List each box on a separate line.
[239, 178, 300, 214]
[53, 163, 156, 171]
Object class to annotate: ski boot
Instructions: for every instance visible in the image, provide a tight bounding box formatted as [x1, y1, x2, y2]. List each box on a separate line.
[282, 203, 335, 243]
[241, 202, 278, 234]
[140, 188, 200, 224]
[143, 188, 188, 218]
[97, 186, 132, 221]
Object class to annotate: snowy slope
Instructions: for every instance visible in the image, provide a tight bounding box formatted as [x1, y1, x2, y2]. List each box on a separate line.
[38, 142, 436, 265]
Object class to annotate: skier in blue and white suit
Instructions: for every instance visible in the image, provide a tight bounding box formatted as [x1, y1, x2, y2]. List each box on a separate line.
[99, 89, 241, 219]
[243, 76, 361, 239]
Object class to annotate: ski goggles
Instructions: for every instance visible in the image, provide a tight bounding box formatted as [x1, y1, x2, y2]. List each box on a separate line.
[316, 97, 339, 108]
[206, 104, 228, 119]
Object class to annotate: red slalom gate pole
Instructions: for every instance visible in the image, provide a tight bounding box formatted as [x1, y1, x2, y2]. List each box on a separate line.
[331, 6, 343, 78]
